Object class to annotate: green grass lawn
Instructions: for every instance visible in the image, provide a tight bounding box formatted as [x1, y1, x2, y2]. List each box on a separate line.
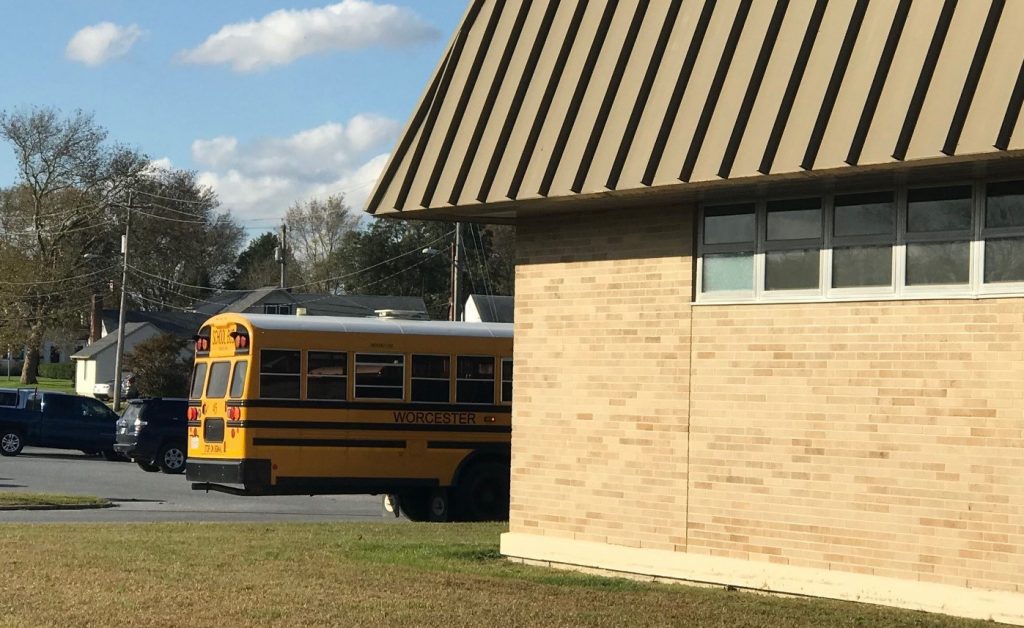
[0, 375, 75, 394]
[0, 492, 110, 508]
[0, 522, 993, 627]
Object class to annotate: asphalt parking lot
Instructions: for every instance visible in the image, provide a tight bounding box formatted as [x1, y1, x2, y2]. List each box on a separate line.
[0, 447, 393, 523]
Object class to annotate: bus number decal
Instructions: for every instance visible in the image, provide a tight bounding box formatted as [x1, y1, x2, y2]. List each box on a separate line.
[393, 411, 476, 425]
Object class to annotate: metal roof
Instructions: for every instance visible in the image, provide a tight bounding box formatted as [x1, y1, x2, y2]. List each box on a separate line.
[206, 313, 512, 339]
[366, 0, 1024, 219]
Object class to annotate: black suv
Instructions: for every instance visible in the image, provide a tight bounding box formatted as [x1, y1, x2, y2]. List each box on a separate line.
[114, 398, 188, 474]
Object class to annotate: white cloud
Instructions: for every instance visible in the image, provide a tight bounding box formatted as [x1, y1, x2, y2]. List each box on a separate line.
[178, 0, 439, 72]
[66, 22, 143, 66]
[193, 115, 398, 223]
[144, 157, 173, 174]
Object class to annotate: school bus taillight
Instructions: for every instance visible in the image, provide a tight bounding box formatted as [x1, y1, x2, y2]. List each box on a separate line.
[187, 407, 199, 420]
[227, 407, 241, 420]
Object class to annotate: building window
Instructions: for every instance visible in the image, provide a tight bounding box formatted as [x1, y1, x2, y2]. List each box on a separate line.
[263, 303, 292, 315]
[411, 355, 450, 403]
[696, 180, 1024, 303]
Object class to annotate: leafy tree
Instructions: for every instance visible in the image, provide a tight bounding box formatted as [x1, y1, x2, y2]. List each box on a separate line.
[124, 334, 191, 398]
[336, 219, 515, 320]
[126, 168, 244, 310]
[0, 107, 147, 384]
[224, 231, 302, 290]
[285, 194, 359, 294]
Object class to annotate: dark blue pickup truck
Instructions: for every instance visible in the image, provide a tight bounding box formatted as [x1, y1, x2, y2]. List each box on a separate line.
[0, 390, 120, 458]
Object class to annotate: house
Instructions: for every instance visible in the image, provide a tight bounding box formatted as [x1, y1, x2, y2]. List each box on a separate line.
[463, 294, 513, 323]
[365, 1, 1024, 624]
[71, 322, 164, 397]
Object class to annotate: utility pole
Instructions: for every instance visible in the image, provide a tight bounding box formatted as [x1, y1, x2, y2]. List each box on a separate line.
[278, 223, 287, 289]
[112, 191, 131, 412]
[450, 222, 461, 321]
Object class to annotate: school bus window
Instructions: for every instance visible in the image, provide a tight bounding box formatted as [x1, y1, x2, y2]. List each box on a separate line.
[260, 349, 301, 399]
[411, 354, 450, 403]
[206, 361, 231, 399]
[189, 363, 207, 400]
[501, 358, 513, 404]
[308, 351, 347, 400]
[229, 361, 247, 399]
[457, 356, 495, 404]
[355, 353, 404, 400]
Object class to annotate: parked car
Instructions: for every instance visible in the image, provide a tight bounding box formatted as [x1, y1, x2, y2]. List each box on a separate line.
[114, 398, 188, 473]
[94, 372, 138, 401]
[0, 391, 119, 457]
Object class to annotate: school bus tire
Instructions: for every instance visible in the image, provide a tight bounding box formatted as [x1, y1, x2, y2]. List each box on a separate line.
[397, 489, 431, 522]
[455, 460, 510, 522]
[427, 488, 452, 522]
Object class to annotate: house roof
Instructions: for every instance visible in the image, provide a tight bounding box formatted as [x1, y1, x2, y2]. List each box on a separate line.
[101, 310, 207, 338]
[467, 294, 514, 323]
[193, 288, 428, 318]
[366, 0, 1024, 220]
[71, 322, 153, 360]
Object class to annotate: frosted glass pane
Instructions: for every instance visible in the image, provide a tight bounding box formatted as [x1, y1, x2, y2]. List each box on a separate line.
[703, 253, 753, 292]
[704, 204, 755, 244]
[765, 249, 819, 290]
[766, 198, 821, 240]
[834, 192, 895, 237]
[907, 186, 971, 233]
[985, 237, 1024, 283]
[905, 241, 969, 285]
[832, 246, 892, 288]
[986, 181, 1024, 229]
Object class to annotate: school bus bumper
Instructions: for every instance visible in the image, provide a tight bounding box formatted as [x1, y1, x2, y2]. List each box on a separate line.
[186, 458, 271, 495]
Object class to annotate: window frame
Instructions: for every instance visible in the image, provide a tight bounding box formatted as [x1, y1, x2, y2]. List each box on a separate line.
[354, 352, 405, 401]
[500, 357, 513, 405]
[305, 350, 348, 401]
[456, 355, 496, 405]
[410, 354, 451, 404]
[258, 348, 302, 400]
[696, 179, 1024, 304]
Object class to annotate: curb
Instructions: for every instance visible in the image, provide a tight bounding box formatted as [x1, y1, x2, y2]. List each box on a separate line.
[0, 502, 117, 511]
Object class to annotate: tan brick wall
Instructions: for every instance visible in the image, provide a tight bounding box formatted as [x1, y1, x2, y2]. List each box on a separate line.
[689, 300, 1024, 593]
[511, 207, 693, 549]
[513, 208, 1024, 596]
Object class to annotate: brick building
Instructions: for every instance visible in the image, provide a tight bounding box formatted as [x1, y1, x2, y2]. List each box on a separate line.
[365, 1, 1024, 623]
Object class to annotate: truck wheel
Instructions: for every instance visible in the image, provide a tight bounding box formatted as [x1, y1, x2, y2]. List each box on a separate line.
[455, 460, 510, 521]
[1, 430, 24, 456]
[136, 460, 160, 473]
[101, 449, 125, 462]
[157, 443, 186, 474]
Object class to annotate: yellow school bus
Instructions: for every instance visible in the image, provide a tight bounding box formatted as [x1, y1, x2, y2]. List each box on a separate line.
[184, 312, 513, 521]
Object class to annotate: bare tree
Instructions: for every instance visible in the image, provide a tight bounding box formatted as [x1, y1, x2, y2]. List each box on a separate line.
[285, 195, 359, 293]
[0, 107, 146, 383]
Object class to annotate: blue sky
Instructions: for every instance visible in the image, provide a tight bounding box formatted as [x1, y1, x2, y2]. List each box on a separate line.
[0, 1, 467, 233]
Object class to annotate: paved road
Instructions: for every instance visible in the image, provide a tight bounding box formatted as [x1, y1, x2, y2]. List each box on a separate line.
[0, 447, 395, 523]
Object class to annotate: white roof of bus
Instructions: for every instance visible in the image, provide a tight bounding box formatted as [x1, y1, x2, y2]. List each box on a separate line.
[215, 313, 512, 339]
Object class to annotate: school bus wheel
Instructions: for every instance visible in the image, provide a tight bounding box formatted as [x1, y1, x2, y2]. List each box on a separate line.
[455, 459, 510, 522]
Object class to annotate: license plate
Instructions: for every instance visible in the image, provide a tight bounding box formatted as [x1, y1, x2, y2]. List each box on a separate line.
[202, 443, 224, 454]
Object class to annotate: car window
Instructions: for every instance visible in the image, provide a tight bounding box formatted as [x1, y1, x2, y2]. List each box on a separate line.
[41, 395, 73, 417]
[82, 398, 114, 420]
[0, 391, 17, 406]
